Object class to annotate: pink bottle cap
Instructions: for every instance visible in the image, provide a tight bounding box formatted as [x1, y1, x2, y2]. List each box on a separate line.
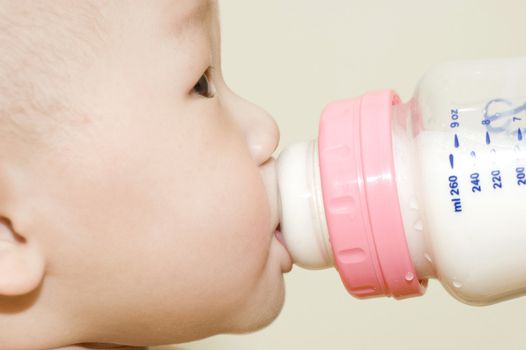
[318, 90, 427, 299]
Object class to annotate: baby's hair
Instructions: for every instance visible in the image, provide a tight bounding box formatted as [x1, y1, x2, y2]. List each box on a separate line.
[0, 1, 107, 146]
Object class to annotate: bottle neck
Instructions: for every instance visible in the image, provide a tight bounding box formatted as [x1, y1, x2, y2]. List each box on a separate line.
[316, 90, 427, 298]
[278, 90, 428, 299]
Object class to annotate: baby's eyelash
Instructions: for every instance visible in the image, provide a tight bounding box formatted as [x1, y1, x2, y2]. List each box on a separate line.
[192, 67, 216, 98]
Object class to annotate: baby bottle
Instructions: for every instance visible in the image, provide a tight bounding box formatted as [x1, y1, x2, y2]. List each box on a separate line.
[277, 57, 526, 305]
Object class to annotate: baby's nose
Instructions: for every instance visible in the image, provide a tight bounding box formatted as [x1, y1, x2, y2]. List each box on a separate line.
[233, 98, 280, 165]
[246, 107, 280, 165]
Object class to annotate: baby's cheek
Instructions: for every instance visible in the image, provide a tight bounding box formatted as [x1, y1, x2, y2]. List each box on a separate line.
[195, 162, 270, 261]
[178, 150, 272, 289]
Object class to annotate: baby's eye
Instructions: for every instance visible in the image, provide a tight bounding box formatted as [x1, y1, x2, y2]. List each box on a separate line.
[192, 68, 215, 98]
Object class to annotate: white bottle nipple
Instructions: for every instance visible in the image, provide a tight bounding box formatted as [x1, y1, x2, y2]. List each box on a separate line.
[276, 140, 334, 269]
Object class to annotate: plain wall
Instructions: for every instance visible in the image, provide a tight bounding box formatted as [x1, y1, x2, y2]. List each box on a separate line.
[155, 1, 526, 349]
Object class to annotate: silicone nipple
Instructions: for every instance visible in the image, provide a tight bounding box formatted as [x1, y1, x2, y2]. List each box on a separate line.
[276, 140, 333, 269]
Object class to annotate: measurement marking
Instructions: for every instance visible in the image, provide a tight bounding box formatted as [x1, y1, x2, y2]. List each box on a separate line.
[451, 198, 462, 213]
[449, 154, 454, 169]
[519, 128, 523, 141]
[470, 150, 476, 158]
[454, 134, 459, 148]
[486, 131, 491, 145]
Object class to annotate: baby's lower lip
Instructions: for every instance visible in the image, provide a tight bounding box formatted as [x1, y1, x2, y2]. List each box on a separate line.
[274, 225, 293, 272]
[274, 224, 285, 245]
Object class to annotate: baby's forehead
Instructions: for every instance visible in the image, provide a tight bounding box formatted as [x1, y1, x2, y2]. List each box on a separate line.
[0, 1, 109, 123]
[0, 0, 213, 128]
[164, 0, 215, 35]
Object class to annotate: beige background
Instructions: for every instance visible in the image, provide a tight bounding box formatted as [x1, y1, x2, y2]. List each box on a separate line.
[156, 1, 526, 349]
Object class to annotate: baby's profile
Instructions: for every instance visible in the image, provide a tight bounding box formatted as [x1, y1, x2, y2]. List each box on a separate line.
[0, 1, 291, 349]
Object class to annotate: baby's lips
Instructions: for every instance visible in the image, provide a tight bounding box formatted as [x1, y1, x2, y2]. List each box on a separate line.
[274, 224, 286, 246]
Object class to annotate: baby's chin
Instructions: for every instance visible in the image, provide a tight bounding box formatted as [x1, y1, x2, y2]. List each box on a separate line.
[228, 285, 285, 336]
[224, 243, 288, 335]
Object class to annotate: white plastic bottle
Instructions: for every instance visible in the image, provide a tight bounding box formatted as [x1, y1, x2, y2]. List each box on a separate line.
[277, 57, 526, 305]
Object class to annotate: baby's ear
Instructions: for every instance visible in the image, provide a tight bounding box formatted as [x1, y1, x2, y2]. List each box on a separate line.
[0, 217, 44, 296]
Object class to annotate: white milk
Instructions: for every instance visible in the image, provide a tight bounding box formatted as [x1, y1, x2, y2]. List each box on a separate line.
[394, 123, 526, 304]
[393, 57, 526, 304]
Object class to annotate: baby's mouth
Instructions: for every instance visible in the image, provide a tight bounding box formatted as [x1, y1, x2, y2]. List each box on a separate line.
[72, 343, 146, 349]
[274, 223, 293, 272]
[274, 224, 285, 246]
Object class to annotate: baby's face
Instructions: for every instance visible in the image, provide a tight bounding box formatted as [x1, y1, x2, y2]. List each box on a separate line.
[0, 1, 291, 348]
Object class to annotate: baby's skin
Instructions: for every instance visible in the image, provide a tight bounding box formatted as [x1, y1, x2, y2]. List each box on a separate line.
[0, 1, 291, 349]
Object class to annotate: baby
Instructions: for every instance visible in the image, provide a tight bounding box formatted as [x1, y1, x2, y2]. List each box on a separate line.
[0, 1, 292, 349]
